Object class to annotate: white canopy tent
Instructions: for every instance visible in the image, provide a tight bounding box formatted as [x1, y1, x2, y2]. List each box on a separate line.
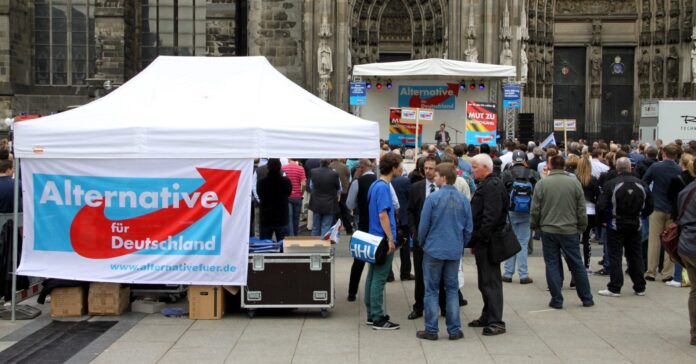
[8, 56, 380, 320]
[14, 56, 379, 159]
[352, 58, 516, 78]
[351, 58, 516, 148]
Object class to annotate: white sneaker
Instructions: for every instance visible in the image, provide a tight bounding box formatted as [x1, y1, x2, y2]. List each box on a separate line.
[665, 280, 682, 288]
[598, 289, 620, 297]
[634, 291, 646, 296]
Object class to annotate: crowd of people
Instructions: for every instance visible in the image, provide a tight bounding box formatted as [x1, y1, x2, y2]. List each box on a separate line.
[251, 137, 696, 345]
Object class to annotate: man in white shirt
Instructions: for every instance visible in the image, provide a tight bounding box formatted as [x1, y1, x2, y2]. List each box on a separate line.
[499, 140, 517, 171]
[590, 149, 609, 179]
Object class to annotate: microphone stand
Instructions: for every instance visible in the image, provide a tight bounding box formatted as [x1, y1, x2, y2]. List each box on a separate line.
[446, 125, 463, 144]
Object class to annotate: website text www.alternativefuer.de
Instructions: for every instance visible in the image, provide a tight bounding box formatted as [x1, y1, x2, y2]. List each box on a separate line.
[110, 263, 237, 273]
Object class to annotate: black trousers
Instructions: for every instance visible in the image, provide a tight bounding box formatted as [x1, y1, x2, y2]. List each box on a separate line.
[348, 258, 365, 297]
[397, 225, 412, 278]
[580, 214, 596, 268]
[338, 193, 353, 234]
[607, 226, 646, 294]
[474, 244, 505, 325]
[413, 244, 464, 312]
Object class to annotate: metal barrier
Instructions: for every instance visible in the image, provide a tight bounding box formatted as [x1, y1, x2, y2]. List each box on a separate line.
[0, 213, 42, 320]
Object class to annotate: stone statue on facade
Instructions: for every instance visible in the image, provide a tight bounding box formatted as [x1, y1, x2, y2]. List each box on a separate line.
[691, 40, 696, 83]
[666, 46, 679, 83]
[638, 49, 650, 82]
[653, 48, 664, 83]
[464, 39, 478, 63]
[318, 40, 333, 77]
[500, 40, 513, 66]
[590, 47, 601, 84]
[520, 43, 528, 83]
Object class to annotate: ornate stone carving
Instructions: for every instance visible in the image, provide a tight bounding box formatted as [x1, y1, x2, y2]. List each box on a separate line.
[653, 48, 665, 83]
[520, 43, 529, 84]
[317, 0, 332, 102]
[591, 20, 602, 47]
[555, 0, 636, 15]
[655, 16, 666, 45]
[668, 0, 680, 43]
[464, 39, 479, 63]
[684, 0, 695, 42]
[654, 82, 664, 97]
[638, 48, 651, 83]
[656, 0, 666, 16]
[691, 39, 696, 83]
[667, 46, 679, 83]
[500, 40, 513, 66]
[590, 47, 602, 85]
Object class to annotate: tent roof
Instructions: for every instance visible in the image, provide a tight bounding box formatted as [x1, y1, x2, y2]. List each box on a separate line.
[352, 58, 516, 78]
[14, 56, 379, 159]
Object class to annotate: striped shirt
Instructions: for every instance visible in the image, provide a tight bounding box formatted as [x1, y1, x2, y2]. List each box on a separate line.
[282, 162, 306, 199]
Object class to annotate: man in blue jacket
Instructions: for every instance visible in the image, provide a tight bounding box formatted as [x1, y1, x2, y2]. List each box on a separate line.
[416, 163, 473, 341]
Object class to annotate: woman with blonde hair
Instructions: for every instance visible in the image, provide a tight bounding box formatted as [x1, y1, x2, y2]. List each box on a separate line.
[666, 154, 696, 288]
[576, 156, 600, 270]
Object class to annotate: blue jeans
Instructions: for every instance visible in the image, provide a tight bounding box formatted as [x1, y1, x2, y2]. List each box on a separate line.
[675, 263, 683, 283]
[312, 213, 334, 237]
[286, 198, 302, 236]
[504, 212, 530, 279]
[541, 232, 593, 307]
[423, 253, 460, 335]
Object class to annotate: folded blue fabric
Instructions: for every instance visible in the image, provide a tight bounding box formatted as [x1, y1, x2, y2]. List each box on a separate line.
[161, 307, 188, 317]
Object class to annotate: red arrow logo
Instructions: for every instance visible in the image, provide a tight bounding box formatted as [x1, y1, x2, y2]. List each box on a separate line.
[69, 168, 241, 259]
[409, 83, 460, 108]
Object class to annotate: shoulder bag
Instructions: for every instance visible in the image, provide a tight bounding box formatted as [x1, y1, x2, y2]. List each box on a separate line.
[661, 186, 696, 266]
[487, 190, 521, 264]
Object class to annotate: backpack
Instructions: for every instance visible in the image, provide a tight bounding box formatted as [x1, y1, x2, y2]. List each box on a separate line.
[509, 168, 534, 213]
[612, 180, 647, 227]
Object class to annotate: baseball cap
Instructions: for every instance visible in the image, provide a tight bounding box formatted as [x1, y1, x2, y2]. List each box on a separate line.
[512, 150, 526, 163]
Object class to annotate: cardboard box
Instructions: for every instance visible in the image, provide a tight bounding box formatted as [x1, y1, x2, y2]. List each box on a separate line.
[188, 285, 225, 320]
[51, 286, 87, 317]
[283, 237, 331, 253]
[88, 283, 130, 315]
[131, 299, 166, 314]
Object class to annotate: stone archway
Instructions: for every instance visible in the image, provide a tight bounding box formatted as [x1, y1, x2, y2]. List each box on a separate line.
[349, 0, 448, 64]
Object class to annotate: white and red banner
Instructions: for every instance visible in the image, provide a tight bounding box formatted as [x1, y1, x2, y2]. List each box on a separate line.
[18, 158, 252, 285]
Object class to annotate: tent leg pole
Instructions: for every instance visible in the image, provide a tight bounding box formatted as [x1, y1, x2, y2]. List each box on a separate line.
[11, 157, 19, 322]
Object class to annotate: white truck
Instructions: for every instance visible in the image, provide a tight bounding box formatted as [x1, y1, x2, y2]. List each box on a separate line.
[639, 100, 696, 145]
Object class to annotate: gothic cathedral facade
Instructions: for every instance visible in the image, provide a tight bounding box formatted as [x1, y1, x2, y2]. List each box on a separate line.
[0, 1, 694, 143]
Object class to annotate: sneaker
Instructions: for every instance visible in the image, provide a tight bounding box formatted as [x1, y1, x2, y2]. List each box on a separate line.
[367, 314, 389, 326]
[661, 276, 674, 283]
[502, 276, 513, 283]
[520, 277, 534, 284]
[665, 280, 682, 288]
[645, 275, 656, 281]
[372, 318, 400, 330]
[634, 291, 646, 296]
[416, 330, 438, 340]
[582, 300, 595, 307]
[598, 289, 620, 297]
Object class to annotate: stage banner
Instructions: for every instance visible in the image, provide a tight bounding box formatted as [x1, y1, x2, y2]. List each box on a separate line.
[18, 158, 252, 285]
[398, 83, 460, 110]
[465, 102, 498, 147]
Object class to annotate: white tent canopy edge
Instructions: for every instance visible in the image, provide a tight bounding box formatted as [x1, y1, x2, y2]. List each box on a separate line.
[14, 56, 380, 159]
[352, 58, 517, 78]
